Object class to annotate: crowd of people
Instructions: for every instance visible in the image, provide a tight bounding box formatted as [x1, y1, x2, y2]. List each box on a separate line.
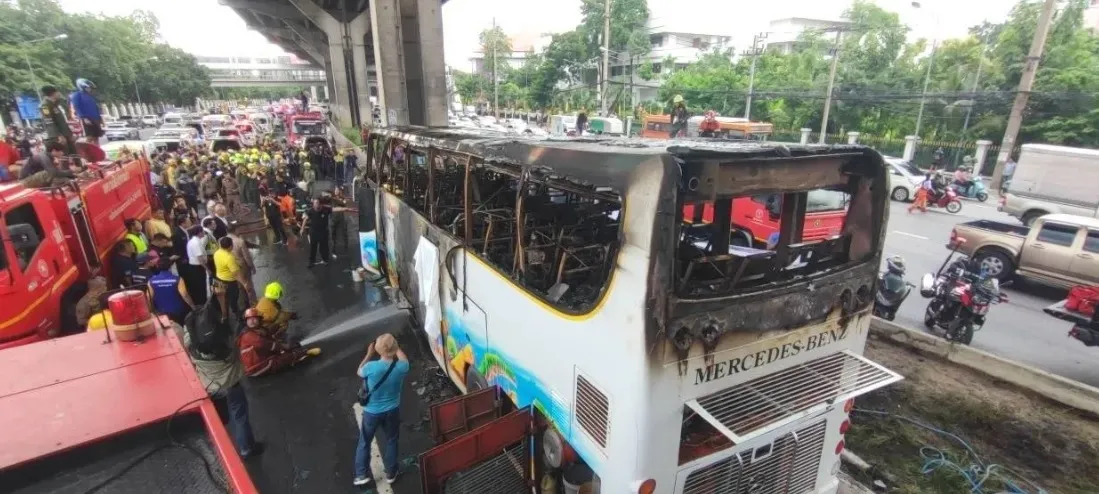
[54, 129, 366, 464]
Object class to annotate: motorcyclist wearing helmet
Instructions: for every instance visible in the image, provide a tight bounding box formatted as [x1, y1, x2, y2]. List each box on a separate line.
[237, 307, 318, 378]
[71, 78, 104, 140]
[254, 282, 297, 335]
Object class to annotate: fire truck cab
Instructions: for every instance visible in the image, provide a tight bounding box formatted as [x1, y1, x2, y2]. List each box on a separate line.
[0, 158, 154, 349]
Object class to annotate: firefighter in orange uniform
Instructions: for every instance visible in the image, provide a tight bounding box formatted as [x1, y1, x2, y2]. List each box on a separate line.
[237, 308, 320, 377]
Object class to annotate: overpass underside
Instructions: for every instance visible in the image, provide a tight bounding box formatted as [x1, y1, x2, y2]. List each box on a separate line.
[210, 79, 327, 87]
[221, 0, 448, 127]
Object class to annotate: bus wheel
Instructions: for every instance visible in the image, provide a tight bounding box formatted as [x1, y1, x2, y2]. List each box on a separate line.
[465, 366, 489, 391]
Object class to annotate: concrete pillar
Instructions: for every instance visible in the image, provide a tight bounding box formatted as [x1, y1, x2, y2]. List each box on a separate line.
[400, 9, 424, 125]
[799, 128, 811, 145]
[323, 85, 330, 102]
[847, 131, 860, 145]
[311, 86, 318, 102]
[410, 0, 448, 126]
[371, 0, 409, 126]
[324, 56, 340, 115]
[975, 140, 992, 172]
[903, 135, 920, 162]
[348, 10, 372, 128]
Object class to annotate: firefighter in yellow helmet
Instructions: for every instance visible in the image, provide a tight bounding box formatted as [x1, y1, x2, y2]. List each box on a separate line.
[254, 281, 297, 335]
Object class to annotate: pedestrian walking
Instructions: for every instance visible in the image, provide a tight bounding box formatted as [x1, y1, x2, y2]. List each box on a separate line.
[353, 334, 410, 487]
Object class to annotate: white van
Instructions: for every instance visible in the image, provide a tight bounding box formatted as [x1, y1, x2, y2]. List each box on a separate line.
[1001, 144, 1099, 225]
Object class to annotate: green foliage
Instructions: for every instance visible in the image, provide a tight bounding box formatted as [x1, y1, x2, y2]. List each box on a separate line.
[0, 0, 210, 108]
[340, 126, 363, 146]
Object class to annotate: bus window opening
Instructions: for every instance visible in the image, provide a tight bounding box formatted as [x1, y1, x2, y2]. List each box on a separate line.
[462, 163, 622, 313]
[676, 183, 872, 297]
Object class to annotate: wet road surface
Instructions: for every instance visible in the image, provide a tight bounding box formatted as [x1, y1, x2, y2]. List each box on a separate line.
[236, 208, 446, 494]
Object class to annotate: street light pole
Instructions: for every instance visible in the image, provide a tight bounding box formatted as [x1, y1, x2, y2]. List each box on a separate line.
[18, 34, 67, 97]
[819, 30, 842, 144]
[600, 0, 612, 115]
[960, 44, 985, 135]
[914, 39, 936, 137]
[911, 1, 938, 138]
[134, 56, 158, 116]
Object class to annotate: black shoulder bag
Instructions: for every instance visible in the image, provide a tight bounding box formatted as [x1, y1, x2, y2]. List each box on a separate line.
[357, 360, 398, 407]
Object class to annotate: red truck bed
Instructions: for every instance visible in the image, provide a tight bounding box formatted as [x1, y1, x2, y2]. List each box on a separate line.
[0, 322, 257, 493]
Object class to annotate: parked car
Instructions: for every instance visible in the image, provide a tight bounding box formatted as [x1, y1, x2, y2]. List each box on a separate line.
[104, 121, 140, 141]
[885, 156, 924, 202]
[948, 214, 1099, 288]
[1000, 144, 1099, 226]
[140, 115, 159, 128]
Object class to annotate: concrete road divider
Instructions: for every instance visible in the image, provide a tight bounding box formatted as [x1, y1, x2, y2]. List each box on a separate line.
[870, 318, 1099, 415]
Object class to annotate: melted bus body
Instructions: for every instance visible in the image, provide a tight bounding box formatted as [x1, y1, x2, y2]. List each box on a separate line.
[360, 129, 899, 494]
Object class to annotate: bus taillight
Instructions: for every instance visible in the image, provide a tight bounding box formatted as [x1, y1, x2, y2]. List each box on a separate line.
[839, 419, 851, 435]
[635, 479, 656, 494]
[835, 439, 846, 455]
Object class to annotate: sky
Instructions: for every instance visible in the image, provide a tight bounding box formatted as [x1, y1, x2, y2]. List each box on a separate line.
[58, 0, 1025, 65]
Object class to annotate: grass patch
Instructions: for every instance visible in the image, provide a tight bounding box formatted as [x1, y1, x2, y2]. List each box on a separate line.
[845, 338, 1099, 493]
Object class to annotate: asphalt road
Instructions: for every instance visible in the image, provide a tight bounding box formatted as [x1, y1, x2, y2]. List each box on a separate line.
[881, 195, 1099, 387]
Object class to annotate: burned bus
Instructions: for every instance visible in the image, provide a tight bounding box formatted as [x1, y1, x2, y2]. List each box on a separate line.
[359, 128, 900, 494]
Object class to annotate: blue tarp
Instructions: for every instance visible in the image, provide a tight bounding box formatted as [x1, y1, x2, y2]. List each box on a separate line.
[16, 95, 41, 121]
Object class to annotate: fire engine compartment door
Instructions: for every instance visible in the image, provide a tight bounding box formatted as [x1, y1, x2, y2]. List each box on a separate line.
[68, 200, 99, 271]
[420, 406, 530, 494]
[684, 350, 903, 445]
[427, 387, 503, 444]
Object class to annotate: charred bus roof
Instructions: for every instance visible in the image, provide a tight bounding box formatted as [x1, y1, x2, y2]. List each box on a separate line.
[369, 127, 886, 193]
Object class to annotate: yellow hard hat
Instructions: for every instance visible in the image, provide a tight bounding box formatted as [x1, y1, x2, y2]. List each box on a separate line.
[86, 310, 113, 331]
[673, 94, 684, 104]
[264, 282, 283, 300]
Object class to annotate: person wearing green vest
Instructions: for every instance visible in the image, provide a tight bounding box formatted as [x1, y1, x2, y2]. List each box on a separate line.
[124, 218, 149, 254]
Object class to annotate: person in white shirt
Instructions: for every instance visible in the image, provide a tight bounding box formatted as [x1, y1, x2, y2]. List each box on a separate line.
[184, 225, 211, 305]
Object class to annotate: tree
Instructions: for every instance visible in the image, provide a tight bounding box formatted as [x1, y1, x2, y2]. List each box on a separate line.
[0, 0, 212, 121]
[452, 70, 490, 105]
[579, 0, 649, 56]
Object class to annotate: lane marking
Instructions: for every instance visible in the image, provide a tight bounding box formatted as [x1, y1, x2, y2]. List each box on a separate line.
[891, 230, 929, 240]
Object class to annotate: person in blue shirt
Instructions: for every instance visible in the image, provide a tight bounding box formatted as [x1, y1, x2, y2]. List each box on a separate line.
[353, 333, 410, 487]
[70, 78, 104, 140]
[147, 259, 196, 325]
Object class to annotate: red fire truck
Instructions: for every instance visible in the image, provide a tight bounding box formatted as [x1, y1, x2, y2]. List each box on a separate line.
[0, 316, 258, 494]
[286, 112, 326, 148]
[0, 157, 154, 349]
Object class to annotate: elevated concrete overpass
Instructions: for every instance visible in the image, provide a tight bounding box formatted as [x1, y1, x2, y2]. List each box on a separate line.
[219, 0, 448, 128]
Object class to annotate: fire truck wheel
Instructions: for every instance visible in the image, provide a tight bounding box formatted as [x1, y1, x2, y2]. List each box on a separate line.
[59, 283, 87, 336]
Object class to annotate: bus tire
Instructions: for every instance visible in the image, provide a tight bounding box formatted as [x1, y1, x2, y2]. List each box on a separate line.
[465, 366, 489, 392]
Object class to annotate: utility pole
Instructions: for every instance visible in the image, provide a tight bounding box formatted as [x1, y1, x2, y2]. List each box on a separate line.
[991, 0, 1056, 191]
[960, 45, 985, 135]
[913, 39, 937, 137]
[744, 32, 766, 120]
[819, 29, 843, 144]
[492, 17, 499, 119]
[600, 0, 611, 115]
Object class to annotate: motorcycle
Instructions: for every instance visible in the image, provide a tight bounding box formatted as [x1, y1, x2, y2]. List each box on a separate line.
[874, 256, 913, 321]
[954, 178, 990, 202]
[919, 238, 1008, 344]
[927, 185, 963, 214]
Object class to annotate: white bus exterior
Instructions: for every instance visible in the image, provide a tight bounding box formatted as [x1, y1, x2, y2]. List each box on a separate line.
[361, 129, 900, 494]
